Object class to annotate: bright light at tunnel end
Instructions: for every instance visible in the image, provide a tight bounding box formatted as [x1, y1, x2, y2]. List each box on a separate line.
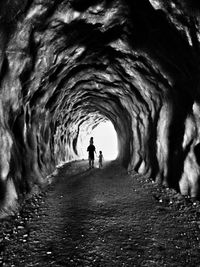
[82, 121, 118, 161]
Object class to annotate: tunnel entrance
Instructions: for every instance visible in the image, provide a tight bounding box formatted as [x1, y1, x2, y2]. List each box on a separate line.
[1, 0, 200, 217]
[78, 120, 118, 161]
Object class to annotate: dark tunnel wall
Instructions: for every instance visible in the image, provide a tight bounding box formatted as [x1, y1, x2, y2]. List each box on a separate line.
[1, 0, 200, 215]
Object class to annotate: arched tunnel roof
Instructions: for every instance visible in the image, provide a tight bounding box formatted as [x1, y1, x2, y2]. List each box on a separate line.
[1, 0, 200, 211]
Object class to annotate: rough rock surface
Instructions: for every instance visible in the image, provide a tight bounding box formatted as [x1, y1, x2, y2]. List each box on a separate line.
[1, 0, 200, 212]
[1, 161, 200, 266]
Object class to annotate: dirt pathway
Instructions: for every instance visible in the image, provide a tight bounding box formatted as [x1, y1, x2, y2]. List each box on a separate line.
[3, 160, 200, 266]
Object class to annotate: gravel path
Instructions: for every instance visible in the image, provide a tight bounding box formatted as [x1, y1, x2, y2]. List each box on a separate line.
[1, 160, 200, 266]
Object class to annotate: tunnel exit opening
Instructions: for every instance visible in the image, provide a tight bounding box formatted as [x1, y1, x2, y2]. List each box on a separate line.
[79, 120, 118, 161]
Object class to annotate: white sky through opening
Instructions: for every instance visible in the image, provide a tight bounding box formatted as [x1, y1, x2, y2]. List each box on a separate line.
[82, 121, 118, 160]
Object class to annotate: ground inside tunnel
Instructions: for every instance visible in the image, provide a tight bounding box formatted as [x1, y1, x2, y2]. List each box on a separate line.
[1, 0, 200, 264]
[1, 160, 200, 266]
[2, 0, 200, 216]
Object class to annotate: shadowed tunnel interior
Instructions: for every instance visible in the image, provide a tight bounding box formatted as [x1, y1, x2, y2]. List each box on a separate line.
[1, 0, 200, 215]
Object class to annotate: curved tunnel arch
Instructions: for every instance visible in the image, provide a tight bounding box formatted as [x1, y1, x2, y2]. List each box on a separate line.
[1, 0, 200, 214]
[52, 86, 134, 167]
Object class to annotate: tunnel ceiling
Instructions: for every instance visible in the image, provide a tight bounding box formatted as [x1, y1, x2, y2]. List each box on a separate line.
[1, 0, 200, 214]
[2, 0, 198, 121]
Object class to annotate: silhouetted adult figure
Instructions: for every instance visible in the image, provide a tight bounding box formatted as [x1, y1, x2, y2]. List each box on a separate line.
[87, 137, 96, 169]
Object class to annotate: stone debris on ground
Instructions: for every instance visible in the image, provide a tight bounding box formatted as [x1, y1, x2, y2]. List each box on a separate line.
[0, 160, 200, 266]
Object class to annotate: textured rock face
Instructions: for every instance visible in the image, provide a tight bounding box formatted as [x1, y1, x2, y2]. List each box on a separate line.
[1, 0, 200, 214]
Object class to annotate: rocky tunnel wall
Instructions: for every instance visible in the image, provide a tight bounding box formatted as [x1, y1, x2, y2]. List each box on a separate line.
[1, 0, 200, 215]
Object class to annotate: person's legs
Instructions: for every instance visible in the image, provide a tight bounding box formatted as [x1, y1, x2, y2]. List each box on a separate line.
[100, 161, 102, 168]
[90, 154, 94, 168]
[99, 160, 102, 168]
[89, 157, 92, 168]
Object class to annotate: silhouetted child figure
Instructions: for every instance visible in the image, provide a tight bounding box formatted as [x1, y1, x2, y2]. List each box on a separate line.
[98, 151, 103, 168]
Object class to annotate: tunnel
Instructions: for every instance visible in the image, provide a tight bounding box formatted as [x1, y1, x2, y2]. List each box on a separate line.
[1, 0, 200, 216]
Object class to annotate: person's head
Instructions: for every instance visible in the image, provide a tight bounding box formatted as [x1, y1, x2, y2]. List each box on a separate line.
[99, 151, 102, 154]
[90, 137, 93, 144]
